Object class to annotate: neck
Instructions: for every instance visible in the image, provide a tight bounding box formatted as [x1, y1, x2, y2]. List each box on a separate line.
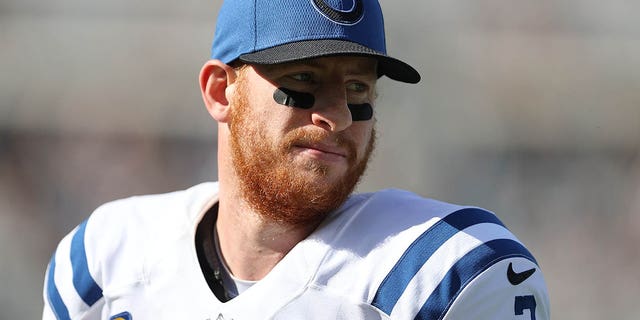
[213, 127, 323, 281]
[215, 182, 320, 281]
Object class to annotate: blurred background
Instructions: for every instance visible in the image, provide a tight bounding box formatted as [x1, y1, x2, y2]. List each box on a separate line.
[1, 0, 638, 318]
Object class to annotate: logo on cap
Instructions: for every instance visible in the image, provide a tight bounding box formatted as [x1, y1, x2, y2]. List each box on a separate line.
[311, 0, 364, 25]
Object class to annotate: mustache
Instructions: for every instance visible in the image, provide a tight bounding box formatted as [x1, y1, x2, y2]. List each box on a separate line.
[283, 128, 358, 163]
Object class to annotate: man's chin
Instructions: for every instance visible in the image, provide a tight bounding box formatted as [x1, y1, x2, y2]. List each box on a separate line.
[295, 162, 350, 186]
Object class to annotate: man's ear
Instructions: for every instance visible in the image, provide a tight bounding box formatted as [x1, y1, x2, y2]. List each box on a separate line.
[199, 59, 238, 123]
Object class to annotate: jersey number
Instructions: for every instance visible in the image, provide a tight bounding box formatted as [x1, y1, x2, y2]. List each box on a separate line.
[514, 295, 536, 320]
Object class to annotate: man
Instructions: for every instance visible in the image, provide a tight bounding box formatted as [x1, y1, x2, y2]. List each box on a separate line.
[43, 0, 550, 319]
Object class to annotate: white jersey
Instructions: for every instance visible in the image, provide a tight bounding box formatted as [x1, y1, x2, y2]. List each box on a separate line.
[43, 182, 549, 320]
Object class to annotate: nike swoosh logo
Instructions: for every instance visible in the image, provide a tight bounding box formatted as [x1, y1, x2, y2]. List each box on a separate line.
[507, 262, 536, 285]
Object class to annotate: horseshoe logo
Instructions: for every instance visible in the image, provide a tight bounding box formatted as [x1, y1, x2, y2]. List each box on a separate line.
[311, 0, 364, 25]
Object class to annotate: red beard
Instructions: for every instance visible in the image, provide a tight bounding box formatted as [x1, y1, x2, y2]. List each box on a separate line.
[228, 79, 376, 227]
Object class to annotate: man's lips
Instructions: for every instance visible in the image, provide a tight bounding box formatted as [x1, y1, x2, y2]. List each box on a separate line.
[294, 143, 348, 161]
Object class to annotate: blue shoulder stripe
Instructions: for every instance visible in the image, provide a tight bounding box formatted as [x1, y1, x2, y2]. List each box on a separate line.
[47, 254, 71, 320]
[416, 238, 536, 320]
[70, 220, 103, 306]
[371, 208, 507, 315]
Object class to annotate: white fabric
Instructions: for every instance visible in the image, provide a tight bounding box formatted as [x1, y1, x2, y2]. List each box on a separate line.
[43, 182, 550, 320]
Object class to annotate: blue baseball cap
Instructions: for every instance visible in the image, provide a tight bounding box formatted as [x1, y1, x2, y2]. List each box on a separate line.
[210, 0, 420, 84]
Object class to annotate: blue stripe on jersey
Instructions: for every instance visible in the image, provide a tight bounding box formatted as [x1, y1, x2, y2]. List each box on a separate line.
[416, 238, 536, 320]
[47, 254, 71, 320]
[70, 220, 103, 306]
[371, 208, 507, 315]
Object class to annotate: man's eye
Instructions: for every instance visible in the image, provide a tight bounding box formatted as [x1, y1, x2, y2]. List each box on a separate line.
[347, 82, 368, 93]
[290, 73, 313, 82]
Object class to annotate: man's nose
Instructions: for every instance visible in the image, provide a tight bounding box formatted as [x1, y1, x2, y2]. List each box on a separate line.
[311, 88, 353, 132]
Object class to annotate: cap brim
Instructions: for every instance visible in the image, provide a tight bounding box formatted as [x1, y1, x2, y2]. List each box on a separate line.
[238, 39, 421, 84]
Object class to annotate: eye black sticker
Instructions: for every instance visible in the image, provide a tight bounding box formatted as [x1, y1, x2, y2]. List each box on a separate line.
[273, 87, 315, 109]
[273, 87, 373, 121]
[347, 103, 373, 121]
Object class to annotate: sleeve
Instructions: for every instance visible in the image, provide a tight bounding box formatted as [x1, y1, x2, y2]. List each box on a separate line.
[441, 257, 550, 320]
[42, 219, 105, 320]
[369, 207, 550, 320]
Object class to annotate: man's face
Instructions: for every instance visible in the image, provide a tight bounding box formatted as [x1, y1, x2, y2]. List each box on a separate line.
[227, 56, 378, 227]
